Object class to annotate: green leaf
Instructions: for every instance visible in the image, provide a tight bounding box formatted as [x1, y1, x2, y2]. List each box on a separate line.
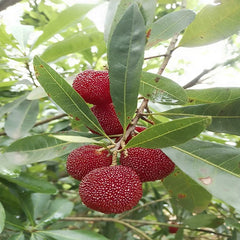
[125, 117, 211, 149]
[4, 100, 39, 139]
[164, 98, 240, 135]
[41, 31, 105, 62]
[0, 93, 27, 119]
[140, 72, 188, 105]
[186, 87, 240, 104]
[0, 172, 57, 194]
[31, 233, 46, 240]
[33, 4, 95, 49]
[0, 202, 5, 233]
[184, 214, 224, 228]
[162, 140, 240, 212]
[36, 199, 73, 226]
[52, 134, 98, 143]
[108, 4, 146, 130]
[179, 0, 240, 47]
[33, 56, 105, 136]
[146, 9, 195, 49]
[2, 135, 80, 169]
[39, 230, 109, 240]
[163, 168, 212, 213]
[8, 232, 25, 240]
[9, 25, 34, 50]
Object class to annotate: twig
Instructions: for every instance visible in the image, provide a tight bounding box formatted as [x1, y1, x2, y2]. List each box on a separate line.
[144, 54, 167, 60]
[61, 217, 152, 240]
[25, 61, 38, 87]
[157, 34, 179, 76]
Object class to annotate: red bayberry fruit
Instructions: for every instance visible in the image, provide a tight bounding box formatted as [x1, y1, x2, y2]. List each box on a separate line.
[120, 148, 175, 182]
[73, 70, 112, 105]
[168, 226, 179, 234]
[66, 145, 112, 181]
[79, 165, 143, 214]
[90, 103, 123, 136]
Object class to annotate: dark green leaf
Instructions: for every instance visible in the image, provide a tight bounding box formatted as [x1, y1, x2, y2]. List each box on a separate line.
[164, 98, 240, 135]
[1, 135, 80, 170]
[39, 230, 109, 240]
[140, 72, 188, 105]
[31, 233, 47, 240]
[4, 100, 39, 139]
[41, 31, 105, 62]
[125, 117, 211, 149]
[0, 201, 5, 233]
[146, 9, 195, 49]
[33, 56, 105, 136]
[163, 168, 212, 213]
[186, 87, 240, 104]
[179, 0, 240, 47]
[5, 211, 25, 231]
[162, 140, 240, 212]
[33, 4, 95, 49]
[0, 172, 57, 194]
[184, 214, 224, 228]
[8, 232, 25, 240]
[108, 4, 146, 130]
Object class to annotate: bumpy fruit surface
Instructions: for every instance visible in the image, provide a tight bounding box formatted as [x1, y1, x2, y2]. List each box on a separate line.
[90, 103, 123, 136]
[72, 70, 112, 105]
[79, 165, 143, 214]
[120, 148, 175, 182]
[66, 145, 112, 181]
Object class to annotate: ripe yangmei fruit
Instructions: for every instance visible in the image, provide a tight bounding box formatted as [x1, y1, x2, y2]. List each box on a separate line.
[66, 145, 112, 181]
[120, 148, 175, 182]
[73, 70, 112, 105]
[168, 225, 179, 234]
[79, 165, 143, 214]
[90, 103, 123, 136]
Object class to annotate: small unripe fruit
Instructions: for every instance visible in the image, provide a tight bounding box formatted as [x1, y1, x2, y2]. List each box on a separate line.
[66, 145, 112, 181]
[79, 165, 143, 214]
[73, 70, 112, 105]
[120, 148, 175, 182]
[90, 103, 123, 136]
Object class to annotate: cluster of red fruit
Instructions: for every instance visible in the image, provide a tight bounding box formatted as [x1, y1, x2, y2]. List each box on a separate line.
[66, 70, 175, 214]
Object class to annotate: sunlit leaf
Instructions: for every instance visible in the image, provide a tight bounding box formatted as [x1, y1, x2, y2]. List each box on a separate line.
[108, 4, 146, 130]
[0, 202, 5, 234]
[125, 117, 211, 149]
[163, 140, 240, 212]
[140, 72, 188, 105]
[146, 9, 195, 49]
[179, 0, 240, 47]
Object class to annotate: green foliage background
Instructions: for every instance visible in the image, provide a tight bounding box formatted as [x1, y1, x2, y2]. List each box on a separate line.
[1, 0, 240, 239]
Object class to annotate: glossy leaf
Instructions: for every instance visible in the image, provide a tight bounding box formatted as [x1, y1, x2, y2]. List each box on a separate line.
[52, 134, 98, 143]
[140, 72, 188, 105]
[184, 214, 224, 228]
[0, 172, 57, 194]
[0, 202, 5, 233]
[41, 31, 105, 62]
[33, 4, 95, 49]
[108, 4, 146, 130]
[146, 9, 195, 49]
[36, 199, 73, 225]
[30, 233, 46, 240]
[164, 98, 240, 135]
[4, 100, 39, 139]
[33, 56, 105, 136]
[163, 168, 212, 213]
[125, 117, 211, 149]
[1, 135, 80, 170]
[40, 230, 109, 240]
[186, 87, 240, 104]
[179, 0, 240, 47]
[162, 140, 240, 211]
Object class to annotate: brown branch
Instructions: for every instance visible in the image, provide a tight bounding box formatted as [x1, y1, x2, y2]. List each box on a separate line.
[157, 34, 179, 76]
[0, 0, 22, 11]
[144, 54, 167, 60]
